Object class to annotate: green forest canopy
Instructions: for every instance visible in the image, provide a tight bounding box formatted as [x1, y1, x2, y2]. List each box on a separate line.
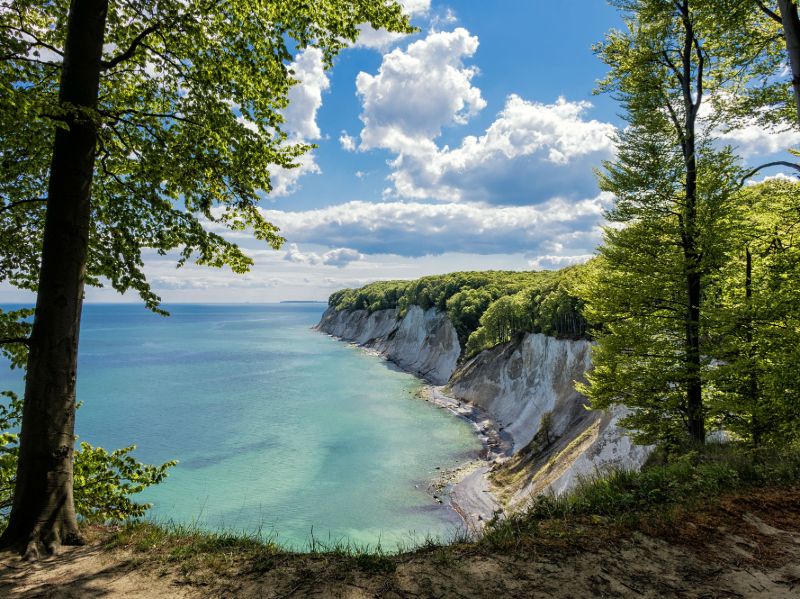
[327, 266, 589, 357]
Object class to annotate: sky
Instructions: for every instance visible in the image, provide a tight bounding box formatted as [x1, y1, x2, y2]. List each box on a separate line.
[4, 0, 800, 304]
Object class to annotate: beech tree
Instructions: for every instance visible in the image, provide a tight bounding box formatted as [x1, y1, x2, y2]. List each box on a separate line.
[754, 0, 800, 125]
[0, 0, 412, 557]
[582, 0, 748, 445]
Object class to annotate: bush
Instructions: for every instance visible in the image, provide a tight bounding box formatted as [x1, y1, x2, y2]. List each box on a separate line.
[0, 391, 176, 527]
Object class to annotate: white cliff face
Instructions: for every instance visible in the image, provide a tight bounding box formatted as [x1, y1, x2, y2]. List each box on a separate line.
[449, 332, 651, 506]
[317, 307, 651, 509]
[316, 305, 461, 385]
[451, 333, 593, 450]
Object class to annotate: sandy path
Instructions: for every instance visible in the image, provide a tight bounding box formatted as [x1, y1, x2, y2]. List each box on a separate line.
[1, 545, 199, 598]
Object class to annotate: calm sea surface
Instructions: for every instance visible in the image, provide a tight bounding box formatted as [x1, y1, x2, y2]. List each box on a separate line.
[0, 303, 481, 549]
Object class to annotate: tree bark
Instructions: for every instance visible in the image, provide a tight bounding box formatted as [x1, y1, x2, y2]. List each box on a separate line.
[684, 156, 705, 445]
[0, 0, 108, 558]
[679, 0, 705, 445]
[778, 0, 800, 126]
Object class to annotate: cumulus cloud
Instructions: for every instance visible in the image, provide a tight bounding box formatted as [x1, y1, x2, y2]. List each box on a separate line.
[269, 195, 610, 260]
[283, 243, 364, 268]
[697, 94, 800, 158]
[717, 122, 800, 157]
[388, 95, 617, 202]
[283, 47, 329, 140]
[528, 254, 594, 270]
[268, 152, 321, 198]
[352, 28, 615, 203]
[356, 28, 486, 150]
[268, 47, 330, 196]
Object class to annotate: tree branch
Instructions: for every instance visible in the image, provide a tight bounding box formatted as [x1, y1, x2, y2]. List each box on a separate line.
[100, 24, 160, 71]
[0, 198, 46, 215]
[755, 0, 783, 24]
[0, 338, 30, 346]
[740, 160, 800, 185]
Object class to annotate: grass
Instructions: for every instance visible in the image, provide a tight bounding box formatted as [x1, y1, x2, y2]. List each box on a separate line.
[480, 442, 800, 551]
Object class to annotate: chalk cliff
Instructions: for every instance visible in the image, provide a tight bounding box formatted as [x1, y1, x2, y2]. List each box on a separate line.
[316, 305, 460, 385]
[316, 305, 650, 510]
[450, 333, 651, 507]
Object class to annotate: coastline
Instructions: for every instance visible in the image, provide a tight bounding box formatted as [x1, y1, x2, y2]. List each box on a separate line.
[418, 385, 512, 532]
[319, 327, 510, 533]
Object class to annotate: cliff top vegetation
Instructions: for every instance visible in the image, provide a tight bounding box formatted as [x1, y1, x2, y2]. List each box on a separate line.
[327, 266, 589, 357]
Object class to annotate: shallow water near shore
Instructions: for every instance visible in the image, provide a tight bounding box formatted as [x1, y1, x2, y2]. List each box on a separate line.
[0, 303, 482, 550]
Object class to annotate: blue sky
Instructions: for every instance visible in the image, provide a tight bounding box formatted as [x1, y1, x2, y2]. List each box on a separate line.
[3, 0, 798, 304]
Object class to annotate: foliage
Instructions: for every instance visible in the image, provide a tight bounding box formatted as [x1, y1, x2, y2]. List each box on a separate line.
[0, 308, 32, 369]
[465, 265, 588, 356]
[0, 0, 413, 536]
[705, 0, 800, 130]
[0, 391, 176, 526]
[328, 268, 590, 355]
[1, 0, 414, 312]
[707, 179, 800, 446]
[481, 443, 800, 549]
[581, 0, 746, 445]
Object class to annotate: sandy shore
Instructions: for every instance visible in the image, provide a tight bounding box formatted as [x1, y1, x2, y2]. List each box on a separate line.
[417, 385, 513, 532]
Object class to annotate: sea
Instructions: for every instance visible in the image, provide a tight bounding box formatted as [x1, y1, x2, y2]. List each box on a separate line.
[0, 303, 482, 550]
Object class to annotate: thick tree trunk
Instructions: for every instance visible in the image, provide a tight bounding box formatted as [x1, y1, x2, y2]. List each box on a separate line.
[778, 0, 800, 126]
[0, 0, 107, 558]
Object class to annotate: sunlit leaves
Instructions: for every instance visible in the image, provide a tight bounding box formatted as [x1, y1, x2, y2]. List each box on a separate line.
[1, 0, 412, 315]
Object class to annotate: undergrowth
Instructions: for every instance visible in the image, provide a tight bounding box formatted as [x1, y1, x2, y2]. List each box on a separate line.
[480, 443, 800, 550]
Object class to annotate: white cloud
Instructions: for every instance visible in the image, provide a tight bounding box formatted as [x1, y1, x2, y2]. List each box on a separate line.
[354, 25, 409, 51]
[283, 243, 364, 268]
[268, 152, 321, 197]
[717, 123, 800, 157]
[698, 93, 800, 157]
[528, 254, 594, 270]
[321, 247, 365, 267]
[386, 95, 617, 201]
[283, 47, 330, 141]
[339, 131, 357, 152]
[352, 28, 615, 203]
[268, 47, 330, 197]
[269, 195, 610, 258]
[430, 8, 458, 29]
[356, 28, 486, 150]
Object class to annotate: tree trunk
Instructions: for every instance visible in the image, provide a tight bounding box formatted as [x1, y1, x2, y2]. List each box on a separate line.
[744, 247, 761, 446]
[684, 187, 705, 445]
[680, 1, 706, 446]
[778, 0, 800, 126]
[0, 0, 108, 558]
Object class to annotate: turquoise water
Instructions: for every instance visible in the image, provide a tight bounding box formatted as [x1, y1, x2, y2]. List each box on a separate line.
[0, 304, 481, 550]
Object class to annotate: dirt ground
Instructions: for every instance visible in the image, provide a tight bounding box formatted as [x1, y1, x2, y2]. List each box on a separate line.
[2, 490, 799, 598]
